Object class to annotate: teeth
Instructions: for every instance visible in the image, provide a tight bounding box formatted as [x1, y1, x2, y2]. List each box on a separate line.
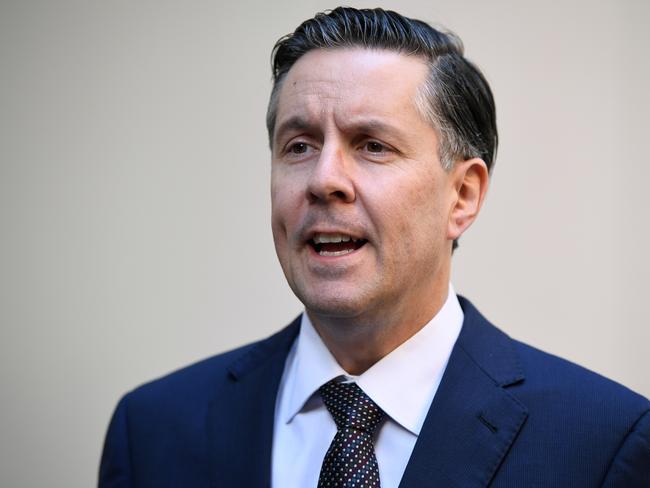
[313, 233, 355, 244]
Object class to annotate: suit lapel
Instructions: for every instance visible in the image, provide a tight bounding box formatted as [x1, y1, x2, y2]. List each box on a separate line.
[205, 300, 527, 487]
[399, 298, 528, 487]
[206, 318, 300, 488]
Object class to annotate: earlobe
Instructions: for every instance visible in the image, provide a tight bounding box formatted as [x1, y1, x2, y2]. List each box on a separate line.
[447, 158, 489, 241]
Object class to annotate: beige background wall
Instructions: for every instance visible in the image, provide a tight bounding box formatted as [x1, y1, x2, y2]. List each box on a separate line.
[1, 1, 648, 486]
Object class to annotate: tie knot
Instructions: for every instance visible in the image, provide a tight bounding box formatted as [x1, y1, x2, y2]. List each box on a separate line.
[319, 379, 385, 433]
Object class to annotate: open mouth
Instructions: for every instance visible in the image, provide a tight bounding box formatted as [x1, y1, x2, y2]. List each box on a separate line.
[309, 233, 367, 257]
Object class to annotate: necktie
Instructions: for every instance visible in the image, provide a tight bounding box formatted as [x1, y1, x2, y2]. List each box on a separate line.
[318, 379, 385, 488]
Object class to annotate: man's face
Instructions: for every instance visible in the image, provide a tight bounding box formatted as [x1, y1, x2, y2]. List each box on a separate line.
[271, 48, 459, 326]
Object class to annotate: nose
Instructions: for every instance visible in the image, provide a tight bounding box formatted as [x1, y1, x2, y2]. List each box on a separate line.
[306, 145, 355, 204]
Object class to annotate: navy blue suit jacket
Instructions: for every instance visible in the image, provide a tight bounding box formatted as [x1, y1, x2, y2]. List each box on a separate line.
[99, 297, 650, 487]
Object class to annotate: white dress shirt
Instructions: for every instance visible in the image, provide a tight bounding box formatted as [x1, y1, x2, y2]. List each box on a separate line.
[272, 285, 464, 488]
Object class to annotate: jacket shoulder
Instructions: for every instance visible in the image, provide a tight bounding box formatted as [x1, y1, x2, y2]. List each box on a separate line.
[503, 339, 650, 484]
[457, 297, 650, 484]
[513, 338, 649, 413]
[458, 296, 649, 413]
[99, 318, 300, 486]
[124, 317, 300, 409]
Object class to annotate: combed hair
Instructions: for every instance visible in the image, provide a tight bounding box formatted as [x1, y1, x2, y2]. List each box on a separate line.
[266, 6, 498, 172]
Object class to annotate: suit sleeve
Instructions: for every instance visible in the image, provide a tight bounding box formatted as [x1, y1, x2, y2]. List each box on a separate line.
[601, 408, 650, 487]
[98, 395, 132, 488]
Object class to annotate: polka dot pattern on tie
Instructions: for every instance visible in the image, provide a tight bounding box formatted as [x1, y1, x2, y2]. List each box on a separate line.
[318, 379, 385, 488]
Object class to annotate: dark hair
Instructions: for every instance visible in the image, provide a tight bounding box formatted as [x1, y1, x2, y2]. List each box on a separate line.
[266, 6, 498, 172]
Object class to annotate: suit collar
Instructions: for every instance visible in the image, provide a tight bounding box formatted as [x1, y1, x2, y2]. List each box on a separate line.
[226, 317, 301, 380]
[455, 296, 525, 387]
[283, 289, 464, 435]
[399, 296, 528, 487]
[207, 317, 300, 488]
[207, 297, 529, 487]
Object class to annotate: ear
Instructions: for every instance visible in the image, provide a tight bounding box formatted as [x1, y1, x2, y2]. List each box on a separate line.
[447, 158, 489, 241]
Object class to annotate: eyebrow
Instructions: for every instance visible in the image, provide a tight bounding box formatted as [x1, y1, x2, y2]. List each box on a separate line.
[346, 119, 407, 139]
[274, 116, 318, 144]
[274, 116, 409, 143]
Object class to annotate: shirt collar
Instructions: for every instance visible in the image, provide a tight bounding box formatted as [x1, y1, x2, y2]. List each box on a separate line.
[282, 285, 464, 435]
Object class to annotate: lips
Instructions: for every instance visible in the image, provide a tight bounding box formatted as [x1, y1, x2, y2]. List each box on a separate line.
[308, 232, 367, 257]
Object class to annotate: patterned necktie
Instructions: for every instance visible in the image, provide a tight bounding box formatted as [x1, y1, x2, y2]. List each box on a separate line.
[318, 379, 385, 488]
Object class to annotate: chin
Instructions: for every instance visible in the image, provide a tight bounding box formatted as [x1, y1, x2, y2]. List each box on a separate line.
[294, 287, 370, 321]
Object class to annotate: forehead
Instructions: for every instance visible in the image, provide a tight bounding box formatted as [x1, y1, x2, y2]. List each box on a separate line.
[274, 48, 430, 134]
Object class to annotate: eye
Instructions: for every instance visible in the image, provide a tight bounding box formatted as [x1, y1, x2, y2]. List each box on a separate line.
[280, 139, 319, 161]
[365, 141, 386, 153]
[289, 142, 309, 154]
[356, 138, 397, 163]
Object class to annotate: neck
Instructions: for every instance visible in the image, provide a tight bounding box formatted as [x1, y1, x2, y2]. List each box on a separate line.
[308, 280, 450, 375]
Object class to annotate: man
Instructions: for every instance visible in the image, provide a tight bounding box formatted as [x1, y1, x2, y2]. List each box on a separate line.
[99, 7, 650, 487]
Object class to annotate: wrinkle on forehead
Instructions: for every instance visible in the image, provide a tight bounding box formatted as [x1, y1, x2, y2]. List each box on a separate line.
[296, 82, 345, 122]
[274, 49, 431, 141]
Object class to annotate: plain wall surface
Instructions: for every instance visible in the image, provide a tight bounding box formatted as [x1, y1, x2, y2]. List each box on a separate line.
[1, 1, 648, 486]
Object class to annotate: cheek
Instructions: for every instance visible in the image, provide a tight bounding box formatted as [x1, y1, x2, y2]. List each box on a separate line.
[271, 185, 301, 228]
[270, 179, 289, 245]
[270, 169, 292, 220]
[380, 176, 448, 249]
[271, 170, 308, 249]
